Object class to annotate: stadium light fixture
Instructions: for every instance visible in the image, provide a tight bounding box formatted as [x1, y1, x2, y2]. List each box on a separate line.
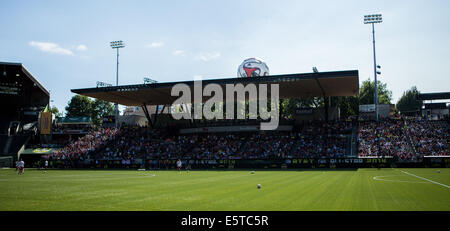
[110, 40, 125, 128]
[364, 14, 382, 121]
[364, 14, 382, 24]
[110, 40, 125, 49]
[144, 77, 157, 84]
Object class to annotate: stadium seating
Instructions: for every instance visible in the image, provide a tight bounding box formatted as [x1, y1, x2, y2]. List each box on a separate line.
[406, 119, 449, 156]
[44, 121, 352, 165]
[357, 118, 449, 161]
[43, 117, 449, 168]
[0, 134, 30, 157]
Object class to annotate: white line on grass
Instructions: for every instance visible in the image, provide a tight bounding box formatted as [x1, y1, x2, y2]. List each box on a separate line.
[399, 170, 450, 189]
[373, 175, 429, 184]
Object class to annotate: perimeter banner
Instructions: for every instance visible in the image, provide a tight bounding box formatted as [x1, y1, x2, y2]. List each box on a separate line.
[45, 157, 449, 169]
[40, 112, 52, 135]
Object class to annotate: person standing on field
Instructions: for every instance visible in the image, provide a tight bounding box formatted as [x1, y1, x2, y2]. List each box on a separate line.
[18, 159, 25, 175]
[177, 159, 182, 172]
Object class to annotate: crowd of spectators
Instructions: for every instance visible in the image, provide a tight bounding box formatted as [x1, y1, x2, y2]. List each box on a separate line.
[289, 121, 351, 158]
[358, 118, 416, 161]
[43, 117, 449, 167]
[27, 124, 97, 151]
[44, 128, 119, 162]
[406, 119, 449, 156]
[93, 123, 350, 161]
[358, 117, 450, 161]
[44, 121, 352, 166]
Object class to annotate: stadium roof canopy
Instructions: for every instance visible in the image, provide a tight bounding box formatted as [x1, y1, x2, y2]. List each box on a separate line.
[71, 70, 359, 106]
[417, 92, 450, 101]
[0, 62, 50, 96]
[0, 62, 50, 116]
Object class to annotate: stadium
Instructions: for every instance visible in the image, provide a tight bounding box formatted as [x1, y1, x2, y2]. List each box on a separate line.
[0, 58, 449, 212]
[0, 3, 449, 219]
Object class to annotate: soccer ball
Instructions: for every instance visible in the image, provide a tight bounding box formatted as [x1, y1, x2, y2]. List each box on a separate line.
[257, 184, 261, 189]
[237, 58, 269, 77]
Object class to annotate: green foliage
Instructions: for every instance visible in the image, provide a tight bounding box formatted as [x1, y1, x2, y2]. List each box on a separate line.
[334, 96, 360, 118]
[396, 86, 422, 114]
[65, 95, 92, 118]
[278, 79, 393, 118]
[48, 106, 63, 117]
[359, 79, 393, 105]
[91, 99, 115, 125]
[65, 95, 114, 126]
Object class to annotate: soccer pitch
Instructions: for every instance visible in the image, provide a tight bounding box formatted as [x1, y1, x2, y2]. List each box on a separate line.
[0, 168, 449, 211]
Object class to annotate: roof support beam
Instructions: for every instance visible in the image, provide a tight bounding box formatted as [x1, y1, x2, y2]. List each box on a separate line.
[314, 77, 327, 97]
[324, 96, 329, 123]
[141, 103, 152, 127]
[314, 76, 329, 123]
[153, 105, 165, 126]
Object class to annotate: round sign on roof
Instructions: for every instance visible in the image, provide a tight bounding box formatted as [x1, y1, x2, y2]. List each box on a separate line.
[237, 58, 269, 77]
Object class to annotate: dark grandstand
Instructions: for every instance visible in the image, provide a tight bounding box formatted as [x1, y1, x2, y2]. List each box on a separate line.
[0, 62, 49, 166]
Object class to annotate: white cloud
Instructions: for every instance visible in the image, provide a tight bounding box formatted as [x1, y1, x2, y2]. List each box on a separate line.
[29, 41, 73, 55]
[195, 52, 221, 61]
[76, 44, 87, 51]
[173, 50, 186, 56]
[147, 42, 164, 48]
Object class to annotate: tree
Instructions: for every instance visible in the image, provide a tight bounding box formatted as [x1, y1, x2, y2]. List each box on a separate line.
[65, 95, 115, 126]
[65, 95, 93, 118]
[91, 99, 115, 125]
[359, 79, 393, 105]
[48, 106, 63, 117]
[334, 96, 360, 118]
[396, 86, 422, 115]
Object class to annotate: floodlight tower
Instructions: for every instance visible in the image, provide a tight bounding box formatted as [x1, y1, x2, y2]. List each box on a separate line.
[364, 14, 382, 121]
[110, 40, 125, 128]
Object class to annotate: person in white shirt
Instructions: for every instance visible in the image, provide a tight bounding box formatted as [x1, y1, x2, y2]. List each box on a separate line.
[18, 159, 25, 175]
[177, 159, 182, 172]
[44, 160, 49, 173]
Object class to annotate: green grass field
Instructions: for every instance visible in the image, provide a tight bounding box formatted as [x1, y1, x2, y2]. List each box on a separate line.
[0, 168, 449, 211]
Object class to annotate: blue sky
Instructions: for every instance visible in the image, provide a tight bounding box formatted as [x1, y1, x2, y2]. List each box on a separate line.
[1, 0, 449, 114]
